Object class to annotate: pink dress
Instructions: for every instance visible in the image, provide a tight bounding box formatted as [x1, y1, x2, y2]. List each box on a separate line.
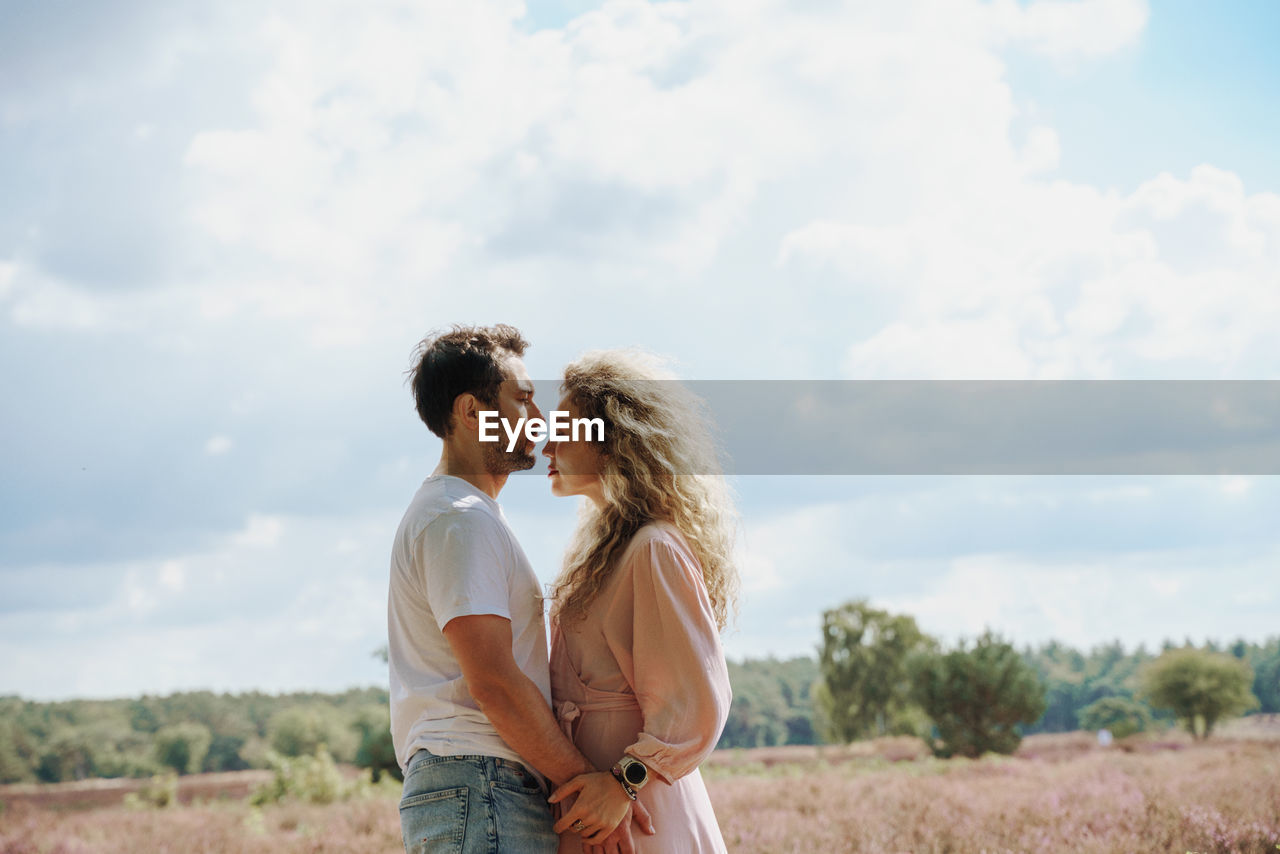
[551, 522, 731, 854]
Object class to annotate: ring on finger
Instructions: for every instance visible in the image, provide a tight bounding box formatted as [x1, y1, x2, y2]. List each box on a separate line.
[572, 820, 587, 833]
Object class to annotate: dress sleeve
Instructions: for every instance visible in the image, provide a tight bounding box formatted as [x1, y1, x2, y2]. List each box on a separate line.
[604, 536, 731, 785]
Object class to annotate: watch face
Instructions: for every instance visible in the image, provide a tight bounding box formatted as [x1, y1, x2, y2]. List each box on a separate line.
[623, 762, 646, 785]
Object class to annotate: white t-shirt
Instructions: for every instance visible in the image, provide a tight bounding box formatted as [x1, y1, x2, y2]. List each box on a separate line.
[387, 475, 551, 773]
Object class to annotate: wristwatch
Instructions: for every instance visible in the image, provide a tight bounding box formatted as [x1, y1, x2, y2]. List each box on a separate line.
[610, 756, 649, 798]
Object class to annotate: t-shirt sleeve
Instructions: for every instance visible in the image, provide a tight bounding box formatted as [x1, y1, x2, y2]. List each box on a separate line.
[418, 509, 512, 631]
[607, 537, 732, 786]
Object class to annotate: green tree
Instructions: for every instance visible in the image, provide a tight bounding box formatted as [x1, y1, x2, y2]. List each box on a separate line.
[353, 707, 402, 783]
[0, 720, 33, 783]
[816, 599, 934, 742]
[1246, 639, 1280, 714]
[153, 723, 212, 774]
[204, 733, 250, 772]
[721, 662, 789, 748]
[769, 657, 821, 745]
[911, 630, 1047, 758]
[267, 706, 356, 760]
[717, 657, 821, 747]
[36, 730, 98, 782]
[269, 707, 327, 757]
[128, 699, 162, 734]
[1076, 696, 1152, 739]
[1140, 647, 1258, 739]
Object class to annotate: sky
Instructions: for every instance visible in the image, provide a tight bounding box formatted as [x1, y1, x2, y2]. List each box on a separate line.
[2, 0, 1278, 701]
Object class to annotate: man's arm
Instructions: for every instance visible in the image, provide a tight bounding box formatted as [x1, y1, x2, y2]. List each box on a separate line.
[443, 613, 595, 785]
[442, 614, 652, 845]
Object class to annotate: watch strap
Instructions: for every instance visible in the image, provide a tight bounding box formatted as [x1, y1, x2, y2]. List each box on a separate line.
[609, 764, 638, 800]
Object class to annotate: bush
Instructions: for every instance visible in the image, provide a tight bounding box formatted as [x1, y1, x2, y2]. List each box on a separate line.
[911, 630, 1047, 758]
[250, 748, 359, 806]
[1077, 696, 1152, 739]
[124, 772, 178, 809]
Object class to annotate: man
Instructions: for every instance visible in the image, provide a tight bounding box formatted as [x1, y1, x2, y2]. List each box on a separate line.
[388, 324, 650, 854]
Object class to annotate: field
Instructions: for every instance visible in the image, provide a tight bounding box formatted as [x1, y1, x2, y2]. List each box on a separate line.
[2, 721, 1279, 854]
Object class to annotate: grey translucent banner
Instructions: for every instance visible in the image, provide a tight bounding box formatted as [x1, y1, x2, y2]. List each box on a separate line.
[525, 380, 1280, 475]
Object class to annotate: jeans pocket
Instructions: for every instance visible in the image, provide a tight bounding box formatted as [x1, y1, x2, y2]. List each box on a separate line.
[400, 786, 469, 854]
[492, 761, 544, 795]
[489, 784, 557, 852]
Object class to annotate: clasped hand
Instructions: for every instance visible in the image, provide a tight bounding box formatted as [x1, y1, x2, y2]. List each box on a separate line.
[549, 771, 655, 851]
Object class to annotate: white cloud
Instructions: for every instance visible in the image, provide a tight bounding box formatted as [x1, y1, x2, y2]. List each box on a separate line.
[0, 260, 15, 299]
[1219, 476, 1252, 497]
[880, 555, 1055, 640]
[7, 266, 111, 330]
[125, 569, 159, 615]
[844, 316, 1041, 379]
[1019, 125, 1062, 175]
[159, 560, 186, 592]
[739, 549, 783, 595]
[720, 476, 1280, 659]
[10, 0, 1265, 383]
[0, 511, 397, 698]
[233, 514, 284, 548]
[1145, 572, 1182, 599]
[1086, 485, 1152, 503]
[204, 435, 233, 456]
[776, 165, 1280, 379]
[875, 548, 1279, 651]
[988, 0, 1149, 61]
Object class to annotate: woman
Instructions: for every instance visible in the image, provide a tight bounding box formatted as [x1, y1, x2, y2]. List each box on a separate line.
[542, 350, 738, 854]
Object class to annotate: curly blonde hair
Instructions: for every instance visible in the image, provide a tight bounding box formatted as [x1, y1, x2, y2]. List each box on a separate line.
[550, 350, 739, 631]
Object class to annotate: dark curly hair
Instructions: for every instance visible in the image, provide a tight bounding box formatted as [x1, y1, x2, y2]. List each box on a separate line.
[408, 324, 530, 438]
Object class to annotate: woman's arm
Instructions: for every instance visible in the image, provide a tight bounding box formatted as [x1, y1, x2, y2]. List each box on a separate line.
[609, 535, 732, 784]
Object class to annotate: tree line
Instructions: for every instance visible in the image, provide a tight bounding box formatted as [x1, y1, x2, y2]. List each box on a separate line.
[718, 599, 1276, 756]
[0, 688, 395, 785]
[3, 608, 1276, 783]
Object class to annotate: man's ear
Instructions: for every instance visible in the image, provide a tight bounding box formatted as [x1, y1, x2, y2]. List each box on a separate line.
[452, 392, 481, 435]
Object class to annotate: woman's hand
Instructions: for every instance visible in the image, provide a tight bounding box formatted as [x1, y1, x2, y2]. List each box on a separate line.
[583, 801, 657, 854]
[549, 771, 653, 845]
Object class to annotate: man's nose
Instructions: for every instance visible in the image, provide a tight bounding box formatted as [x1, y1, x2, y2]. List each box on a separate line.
[529, 398, 544, 422]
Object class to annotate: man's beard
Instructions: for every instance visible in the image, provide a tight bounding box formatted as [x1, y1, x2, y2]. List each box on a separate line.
[482, 440, 537, 475]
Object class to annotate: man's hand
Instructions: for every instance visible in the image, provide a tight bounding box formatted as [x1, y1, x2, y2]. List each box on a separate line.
[583, 800, 656, 854]
[550, 771, 653, 845]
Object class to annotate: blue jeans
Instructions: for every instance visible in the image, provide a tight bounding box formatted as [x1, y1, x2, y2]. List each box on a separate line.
[399, 748, 558, 854]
